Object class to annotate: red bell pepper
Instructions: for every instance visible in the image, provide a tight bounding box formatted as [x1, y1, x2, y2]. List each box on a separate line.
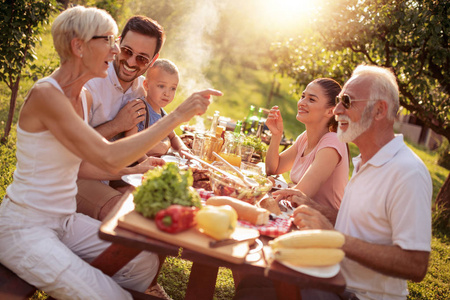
[155, 205, 199, 233]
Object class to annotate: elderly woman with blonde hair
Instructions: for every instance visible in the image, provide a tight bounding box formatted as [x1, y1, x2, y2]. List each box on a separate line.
[0, 6, 221, 300]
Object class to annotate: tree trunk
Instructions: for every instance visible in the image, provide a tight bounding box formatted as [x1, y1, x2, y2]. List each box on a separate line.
[267, 76, 277, 107]
[1, 77, 20, 144]
[435, 173, 450, 211]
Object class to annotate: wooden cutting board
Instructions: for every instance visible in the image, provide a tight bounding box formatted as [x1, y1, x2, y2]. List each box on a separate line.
[118, 210, 260, 264]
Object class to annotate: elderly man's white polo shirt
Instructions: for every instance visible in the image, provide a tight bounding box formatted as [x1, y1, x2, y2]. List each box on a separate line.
[335, 134, 432, 300]
[86, 62, 146, 128]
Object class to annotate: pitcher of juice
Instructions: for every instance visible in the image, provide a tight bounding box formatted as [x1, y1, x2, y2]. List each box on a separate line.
[218, 132, 242, 167]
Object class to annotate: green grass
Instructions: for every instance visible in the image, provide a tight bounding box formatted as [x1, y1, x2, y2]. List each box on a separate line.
[0, 15, 448, 300]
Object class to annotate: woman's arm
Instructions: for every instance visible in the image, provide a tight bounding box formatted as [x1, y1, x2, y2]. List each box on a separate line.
[78, 156, 165, 180]
[292, 147, 340, 198]
[265, 106, 297, 175]
[21, 84, 221, 174]
[169, 131, 190, 153]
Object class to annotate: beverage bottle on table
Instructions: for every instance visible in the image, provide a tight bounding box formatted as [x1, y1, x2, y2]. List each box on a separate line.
[242, 105, 255, 135]
[255, 120, 264, 138]
[249, 107, 264, 135]
[208, 111, 220, 136]
[202, 111, 222, 163]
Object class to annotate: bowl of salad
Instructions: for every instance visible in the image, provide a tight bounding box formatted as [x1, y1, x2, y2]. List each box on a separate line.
[209, 162, 273, 204]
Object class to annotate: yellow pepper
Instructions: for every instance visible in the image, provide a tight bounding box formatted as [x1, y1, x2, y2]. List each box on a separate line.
[195, 205, 237, 240]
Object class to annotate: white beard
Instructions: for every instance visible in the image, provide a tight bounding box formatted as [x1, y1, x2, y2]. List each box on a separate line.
[337, 105, 374, 143]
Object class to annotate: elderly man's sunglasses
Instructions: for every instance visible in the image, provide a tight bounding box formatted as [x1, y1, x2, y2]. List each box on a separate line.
[119, 46, 152, 67]
[335, 94, 376, 109]
[92, 35, 119, 49]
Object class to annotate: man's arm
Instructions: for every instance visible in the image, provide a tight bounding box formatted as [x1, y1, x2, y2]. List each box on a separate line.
[95, 99, 146, 140]
[292, 205, 430, 282]
[343, 235, 429, 282]
[274, 188, 338, 224]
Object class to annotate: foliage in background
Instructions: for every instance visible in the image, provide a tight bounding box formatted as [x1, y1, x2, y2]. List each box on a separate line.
[0, 0, 58, 143]
[0, 1, 448, 299]
[437, 138, 450, 170]
[269, 0, 450, 218]
[0, 128, 16, 203]
[271, 0, 449, 142]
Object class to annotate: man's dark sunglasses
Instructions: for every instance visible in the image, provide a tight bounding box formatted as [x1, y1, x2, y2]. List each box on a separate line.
[120, 46, 152, 67]
[335, 94, 376, 109]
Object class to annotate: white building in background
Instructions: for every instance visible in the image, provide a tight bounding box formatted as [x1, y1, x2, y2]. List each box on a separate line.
[394, 110, 443, 150]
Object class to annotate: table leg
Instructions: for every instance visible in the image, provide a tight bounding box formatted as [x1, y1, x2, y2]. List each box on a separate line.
[185, 262, 219, 300]
[273, 280, 301, 300]
[90, 243, 142, 276]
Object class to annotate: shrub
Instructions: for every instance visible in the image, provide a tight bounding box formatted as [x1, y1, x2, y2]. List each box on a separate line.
[0, 127, 17, 202]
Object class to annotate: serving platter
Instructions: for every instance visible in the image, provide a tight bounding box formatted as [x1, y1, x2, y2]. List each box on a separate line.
[118, 207, 260, 264]
[263, 246, 340, 278]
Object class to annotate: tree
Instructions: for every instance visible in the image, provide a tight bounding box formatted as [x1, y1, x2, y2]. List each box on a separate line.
[0, 0, 57, 143]
[270, 0, 450, 208]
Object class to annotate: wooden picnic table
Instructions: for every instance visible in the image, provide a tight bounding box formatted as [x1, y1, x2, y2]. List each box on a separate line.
[93, 188, 345, 299]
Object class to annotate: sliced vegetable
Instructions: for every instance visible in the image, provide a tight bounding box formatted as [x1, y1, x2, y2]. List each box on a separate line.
[155, 205, 199, 233]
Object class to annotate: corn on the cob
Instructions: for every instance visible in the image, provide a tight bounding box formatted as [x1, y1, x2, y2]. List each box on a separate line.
[274, 248, 345, 267]
[269, 230, 345, 250]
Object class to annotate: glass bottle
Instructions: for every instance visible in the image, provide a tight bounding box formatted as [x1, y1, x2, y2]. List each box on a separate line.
[202, 111, 222, 163]
[208, 111, 220, 136]
[250, 107, 264, 135]
[234, 120, 242, 136]
[255, 121, 264, 138]
[242, 105, 255, 135]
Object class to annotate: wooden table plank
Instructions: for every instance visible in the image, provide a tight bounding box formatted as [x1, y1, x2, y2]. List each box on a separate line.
[96, 188, 346, 299]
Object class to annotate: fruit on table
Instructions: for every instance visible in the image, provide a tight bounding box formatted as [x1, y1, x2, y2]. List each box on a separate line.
[269, 230, 345, 249]
[273, 248, 345, 267]
[155, 205, 199, 233]
[195, 205, 237, 240]
[269, 229, 346, 267]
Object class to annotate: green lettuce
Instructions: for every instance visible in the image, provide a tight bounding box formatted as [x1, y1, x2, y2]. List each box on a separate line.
[133, 163, 202, 218]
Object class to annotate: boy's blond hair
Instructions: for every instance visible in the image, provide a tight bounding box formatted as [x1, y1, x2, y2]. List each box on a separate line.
[149, 59, 179, 76]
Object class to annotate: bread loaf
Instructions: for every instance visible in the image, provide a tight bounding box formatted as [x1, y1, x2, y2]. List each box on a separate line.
[258, 195, 281, 215]
[206, 196, 270, 225]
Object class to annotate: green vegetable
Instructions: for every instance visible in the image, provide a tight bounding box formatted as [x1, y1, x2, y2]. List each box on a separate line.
[242, 135, 268, 153]
[133, 163, 202, 218]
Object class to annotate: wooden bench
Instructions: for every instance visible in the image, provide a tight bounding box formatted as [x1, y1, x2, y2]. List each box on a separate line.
[0, 263, 37, 300]
[0, 261, 160, 300]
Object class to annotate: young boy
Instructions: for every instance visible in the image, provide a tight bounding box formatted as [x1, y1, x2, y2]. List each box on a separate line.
[125, 59, 190, 157]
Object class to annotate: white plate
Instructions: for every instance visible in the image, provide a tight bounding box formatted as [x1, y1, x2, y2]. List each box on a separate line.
[272, 178, 288, 190]
[264, 247, 340, 278]
[278, 259, 340, 278]
[161, 155, 188, 165]
[121, 174, 144, 187]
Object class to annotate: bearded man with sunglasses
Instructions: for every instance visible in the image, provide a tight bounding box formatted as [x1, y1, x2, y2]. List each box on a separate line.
[291, 65, 432, 300]
[76, 15, 165, 220]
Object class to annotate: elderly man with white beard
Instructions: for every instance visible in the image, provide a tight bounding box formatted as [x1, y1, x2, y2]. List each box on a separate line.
[289, 65, 432, 300]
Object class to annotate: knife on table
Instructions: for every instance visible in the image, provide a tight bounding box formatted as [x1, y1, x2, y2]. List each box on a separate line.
[209, 236, 257, 248]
